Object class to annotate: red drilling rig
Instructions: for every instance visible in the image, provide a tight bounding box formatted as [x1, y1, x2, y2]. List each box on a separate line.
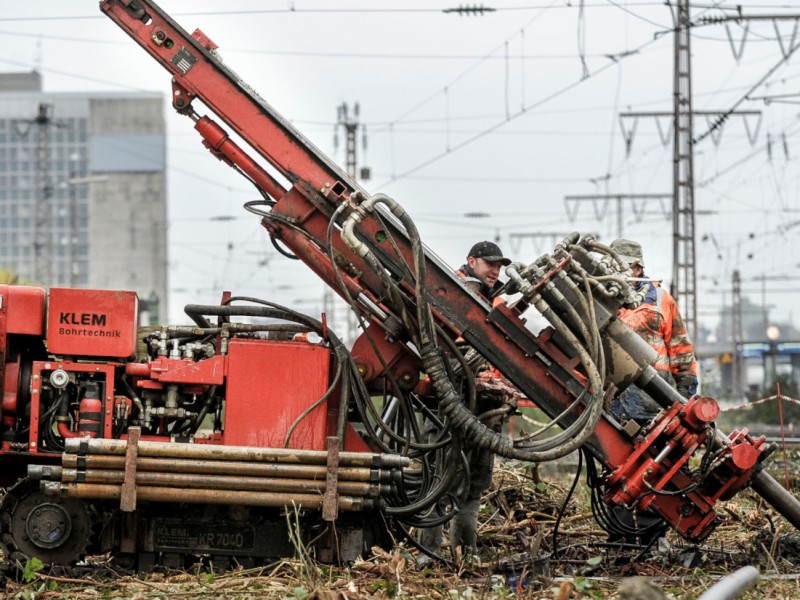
[1, 0, 798, 571]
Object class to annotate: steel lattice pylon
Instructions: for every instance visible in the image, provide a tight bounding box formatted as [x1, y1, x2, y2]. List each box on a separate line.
[672, 0, 697, 342]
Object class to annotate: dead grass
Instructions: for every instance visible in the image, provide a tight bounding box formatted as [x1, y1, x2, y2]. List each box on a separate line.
[2, 460, 800, 599]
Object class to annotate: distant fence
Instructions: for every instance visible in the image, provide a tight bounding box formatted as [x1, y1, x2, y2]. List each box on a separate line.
[720, 393, 800, 412]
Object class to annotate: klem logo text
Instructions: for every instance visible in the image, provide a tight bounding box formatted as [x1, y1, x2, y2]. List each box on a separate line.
[59, 312, 107, 326]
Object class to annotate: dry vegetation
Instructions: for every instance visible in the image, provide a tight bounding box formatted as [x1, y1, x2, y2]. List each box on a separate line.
[2, 458, 800, 599]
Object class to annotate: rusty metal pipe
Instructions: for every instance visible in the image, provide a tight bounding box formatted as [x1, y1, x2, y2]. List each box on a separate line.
[58, 454, 396, 482]
[41, 481, 377, 511]
[750, 471, 800, 533]
[54, 468, 388, 497]
[63, 438, 409, 468]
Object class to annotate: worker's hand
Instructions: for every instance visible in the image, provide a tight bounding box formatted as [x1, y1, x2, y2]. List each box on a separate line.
[476, 374, 521, 408]
[676, 375, 698, 399]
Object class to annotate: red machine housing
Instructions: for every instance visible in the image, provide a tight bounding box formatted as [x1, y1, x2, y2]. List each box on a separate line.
[1, 284, 388, 567]
[46, 288, 138, 358]
[1, 285, 46, 336]
[0, 287, 365, 482]
[224, 339, 331, 449]
[1, 286, 46, 436]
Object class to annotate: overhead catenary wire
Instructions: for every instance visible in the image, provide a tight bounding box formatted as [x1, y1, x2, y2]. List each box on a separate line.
[0, 3, 726, 23]
[9, 4, 796, 328]
[377, 33, 666, 188]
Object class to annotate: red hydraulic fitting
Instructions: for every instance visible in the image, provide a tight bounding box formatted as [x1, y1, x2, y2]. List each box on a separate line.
[682, 396, 719, 430]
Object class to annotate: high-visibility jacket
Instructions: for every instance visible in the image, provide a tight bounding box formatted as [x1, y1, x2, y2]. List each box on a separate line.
[619, 278, 698, 396]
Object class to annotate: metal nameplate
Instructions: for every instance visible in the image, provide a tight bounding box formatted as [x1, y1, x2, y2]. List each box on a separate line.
[153, 520, 256, 552]
[171, 48, 198, 74]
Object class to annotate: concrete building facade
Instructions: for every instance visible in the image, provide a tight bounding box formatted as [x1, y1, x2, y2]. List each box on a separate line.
[0, 72, 167, 320]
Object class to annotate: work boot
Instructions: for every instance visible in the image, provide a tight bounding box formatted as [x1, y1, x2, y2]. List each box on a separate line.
[416, 524, 443, 567]
[450, 498, 480, 560]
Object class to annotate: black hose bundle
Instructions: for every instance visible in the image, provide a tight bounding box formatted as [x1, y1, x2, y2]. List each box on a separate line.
[342, 194, 609, 464]
[184, 294, 461, 526]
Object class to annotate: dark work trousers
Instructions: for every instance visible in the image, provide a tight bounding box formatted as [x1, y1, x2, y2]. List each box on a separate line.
[609, 387, 668, 545]
[417, 403, 501, 561]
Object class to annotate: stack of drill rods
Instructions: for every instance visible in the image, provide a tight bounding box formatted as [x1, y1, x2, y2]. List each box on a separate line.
[62, 437, 410, 468]
[39, 465, 389, 496]
[41, 481, 374, 511]
[61, 454, 397, 482]
[46, 438, 412, 511]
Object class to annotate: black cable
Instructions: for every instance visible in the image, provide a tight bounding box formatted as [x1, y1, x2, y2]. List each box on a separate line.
[118, 375, 144, 422]
[326, 209, 411, 401]
[405, 398, 453, 456]
[636, 423, 719, 499]
[186, 385, 217, 433]
[436, 326, 477, 415]
[514, 384, 590, 450]
[269, 234, 300, 260]
[402, 491, 462, 529]
[283, 358, 344, 447]
[633, 523, 669, 562]
[255, 186, 278, 206]
[45, 402, 65, 452]
[242, 199, 275, 217]
[324, 210, 446, 454]
[384, 430, 463, 517]
[584, 451, 641, 538]
[394, 522, 456, 569]
[552, 447, 584, 560]
[244, 201, 304, 261]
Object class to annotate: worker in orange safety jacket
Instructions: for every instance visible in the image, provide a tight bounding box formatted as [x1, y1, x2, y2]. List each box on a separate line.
[607, 238, 699, 546]
[608, 238, 698, 424]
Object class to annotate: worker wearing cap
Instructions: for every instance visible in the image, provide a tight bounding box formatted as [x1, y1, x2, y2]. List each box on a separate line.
[457, 240, 511, 300]
[418, 241, 516, 564]
[607, 239, 699, 546]
[609, 239, 698, 424]
[608, 240, 700, 548]
[451, 241, 513, 557]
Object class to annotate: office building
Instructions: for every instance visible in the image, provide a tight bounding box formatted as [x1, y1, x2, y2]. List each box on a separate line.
[0, 71, 167, 320]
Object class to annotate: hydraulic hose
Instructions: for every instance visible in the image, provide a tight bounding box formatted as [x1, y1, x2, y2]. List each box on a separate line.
[342, 192, 606, 463]
[119, 375, 145, 423]
[190, 385, 217, 432]
[383, 433, 463, 517]
[184, 304, 308, 323]
[341, 193, 481, 515]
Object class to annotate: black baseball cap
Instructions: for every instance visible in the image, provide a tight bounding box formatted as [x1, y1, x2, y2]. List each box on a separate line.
[468, 241, 511, 266]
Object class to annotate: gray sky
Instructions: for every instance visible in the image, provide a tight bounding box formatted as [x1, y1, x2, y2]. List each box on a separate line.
[3, 1, 800, 339]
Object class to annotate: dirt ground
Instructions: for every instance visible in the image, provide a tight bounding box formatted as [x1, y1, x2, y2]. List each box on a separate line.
[2, 459, 800, 599]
